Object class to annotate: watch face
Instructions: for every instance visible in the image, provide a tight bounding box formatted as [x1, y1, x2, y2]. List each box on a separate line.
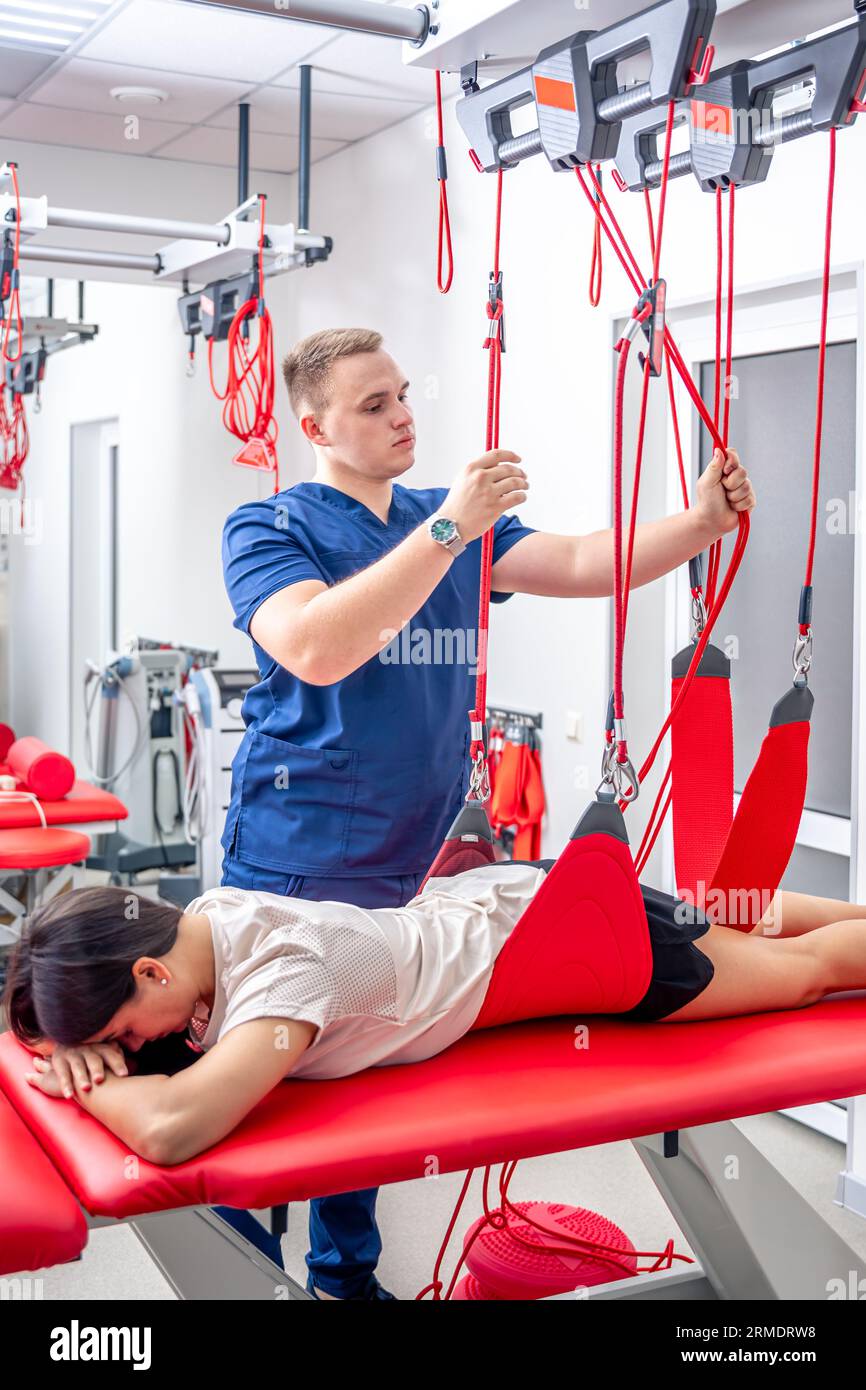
[431, 517, 456, 543]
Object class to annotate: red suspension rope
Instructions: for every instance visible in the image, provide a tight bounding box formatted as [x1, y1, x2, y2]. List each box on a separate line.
[435, 71, 454, 294]
[635, 182, 737, 871]
[589, 165, 603, 306]
[467, 170, 505, 795]
[207, 193, 279, 492]
[803, 128, 836, 601]
[1, 163, 23, 366]
[576, 163, 751, 814]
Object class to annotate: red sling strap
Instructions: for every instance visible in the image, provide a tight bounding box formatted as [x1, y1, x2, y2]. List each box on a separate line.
[708, 687, 814, 927]
[670, 186, 736, 903]
[421, 172, 506, 887]
[670, 643, 734, 906]
[579, 128, 836, 925]
[470, 797, 653, 1031]
[707, 131, 836, 927]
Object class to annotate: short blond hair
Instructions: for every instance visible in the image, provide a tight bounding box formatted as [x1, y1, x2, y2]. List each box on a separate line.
[282, 327, 383, 417]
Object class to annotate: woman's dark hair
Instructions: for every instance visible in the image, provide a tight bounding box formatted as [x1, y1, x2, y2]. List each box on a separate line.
[2, 886, 182, 1048]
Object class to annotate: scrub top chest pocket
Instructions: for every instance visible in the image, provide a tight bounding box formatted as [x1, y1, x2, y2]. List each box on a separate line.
[235, 729, 359, 875]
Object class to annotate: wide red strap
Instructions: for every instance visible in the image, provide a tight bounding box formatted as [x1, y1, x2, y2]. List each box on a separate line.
[709, 718, 811, 930]
[670, 644, 734, 904]
[470, 828, 653, 1031]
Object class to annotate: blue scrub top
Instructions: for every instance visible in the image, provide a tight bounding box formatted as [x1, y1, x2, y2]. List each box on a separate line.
[221, 480, 536, 878]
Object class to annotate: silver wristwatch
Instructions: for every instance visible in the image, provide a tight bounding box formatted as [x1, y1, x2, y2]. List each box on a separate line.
[427, 514, 466, 558]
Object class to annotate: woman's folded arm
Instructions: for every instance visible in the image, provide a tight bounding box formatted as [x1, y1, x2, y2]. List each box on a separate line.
[67, 1017, 317, 1165]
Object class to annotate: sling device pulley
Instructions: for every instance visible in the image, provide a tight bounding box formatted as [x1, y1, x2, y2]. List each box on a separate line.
[455, 0, 715, 175]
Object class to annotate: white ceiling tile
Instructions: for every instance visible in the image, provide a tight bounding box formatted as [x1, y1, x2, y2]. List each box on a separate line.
[78, 0, 332, 82]
[26, 56, 253, 123]
[153, 123, 344, 173]
[0, 44, 60, 98]
[0, 100, 189, 153]
[206, 84, 422, 142]
[305, 28, 438, 100]
[272, 63, 408, 101]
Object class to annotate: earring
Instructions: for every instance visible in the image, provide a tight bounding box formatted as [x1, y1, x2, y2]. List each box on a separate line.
[161, 979, 167, 986]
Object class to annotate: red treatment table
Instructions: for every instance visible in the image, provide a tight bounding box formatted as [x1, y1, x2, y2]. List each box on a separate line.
[2, 996, 866, 1300]
[0, 781, 127, 936]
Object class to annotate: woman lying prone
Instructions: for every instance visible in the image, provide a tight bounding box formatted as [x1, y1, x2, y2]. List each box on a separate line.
[6, 861, 866, 1166]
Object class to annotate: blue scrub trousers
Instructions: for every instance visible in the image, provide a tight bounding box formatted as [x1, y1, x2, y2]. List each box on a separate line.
[218, 854, 425, 1299]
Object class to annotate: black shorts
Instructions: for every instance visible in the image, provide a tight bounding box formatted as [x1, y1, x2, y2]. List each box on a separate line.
[504, 860, 716, 1023]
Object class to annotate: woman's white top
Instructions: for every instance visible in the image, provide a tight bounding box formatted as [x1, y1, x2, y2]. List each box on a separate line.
[184, 862, 547, 1080]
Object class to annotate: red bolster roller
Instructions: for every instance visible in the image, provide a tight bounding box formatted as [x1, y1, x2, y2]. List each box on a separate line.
[7, 737, 75, 800]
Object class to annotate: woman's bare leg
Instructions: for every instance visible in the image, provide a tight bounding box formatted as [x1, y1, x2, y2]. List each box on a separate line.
[707, 887, 866, 939]
[661, 917, 866, 1023]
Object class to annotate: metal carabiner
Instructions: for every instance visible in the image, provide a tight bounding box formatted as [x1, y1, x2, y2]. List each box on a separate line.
[600, 737, 616, 784]
[612, 755, 640, 804]
[691, 589, 707, 639]
[467, 748, 491, 805]
[598, 747, 639, 803]
[792, 628, 813, 684]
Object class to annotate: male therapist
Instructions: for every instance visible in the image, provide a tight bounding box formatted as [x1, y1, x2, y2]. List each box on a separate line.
[220, 326, 754, 1300]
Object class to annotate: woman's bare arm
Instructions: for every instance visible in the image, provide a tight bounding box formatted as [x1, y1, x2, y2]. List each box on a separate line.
[35, 1017, 317, 1165]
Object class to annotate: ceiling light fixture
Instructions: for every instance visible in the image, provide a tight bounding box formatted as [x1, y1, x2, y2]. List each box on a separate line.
[109, 85, 169, 104]
[0, 0, 113, 51]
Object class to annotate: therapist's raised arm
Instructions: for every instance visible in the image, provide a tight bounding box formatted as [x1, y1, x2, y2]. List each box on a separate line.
[251, 451, 528, 686]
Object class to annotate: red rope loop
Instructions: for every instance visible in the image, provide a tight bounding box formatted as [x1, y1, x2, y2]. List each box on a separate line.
[435, 71, 454, 294]
[206, 194, 279, 492]
[467, 167, 505, 779]
[589, 165, 603, 306]
[1, 163, 23, 366]
[803, 128, 836, 596]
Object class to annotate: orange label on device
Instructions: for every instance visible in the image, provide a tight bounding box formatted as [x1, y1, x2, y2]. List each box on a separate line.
[534, 74, 576, 111]
[691, 99, 733, 135]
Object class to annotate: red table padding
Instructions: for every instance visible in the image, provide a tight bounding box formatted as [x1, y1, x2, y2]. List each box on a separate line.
[0, 828, 91, 869]
[0, 780, 127, 830]
[0, 1091, 87, 1274]
[2, 995, 866, 1221]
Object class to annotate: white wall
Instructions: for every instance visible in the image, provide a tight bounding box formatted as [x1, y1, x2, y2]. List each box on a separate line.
[7, 98, 866, 861]
[7, 139, 296, 756]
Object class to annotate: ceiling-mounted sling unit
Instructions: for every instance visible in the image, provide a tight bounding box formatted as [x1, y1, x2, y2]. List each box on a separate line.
[614, 7, 866, 192]
[455, 0, 716, 174]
